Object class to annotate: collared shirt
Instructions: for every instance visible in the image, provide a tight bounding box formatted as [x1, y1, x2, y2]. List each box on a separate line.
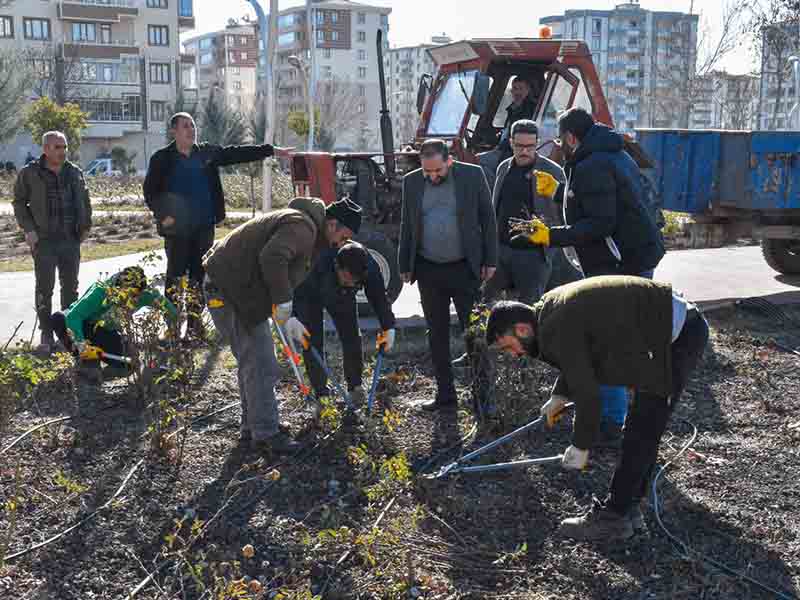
[419, 176, 465, 263]
[38, 157, 77, 239]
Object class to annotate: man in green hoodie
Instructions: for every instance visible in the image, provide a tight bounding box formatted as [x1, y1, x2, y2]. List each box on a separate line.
[202, 197, 361, 453]
[50, 266, 177, 376]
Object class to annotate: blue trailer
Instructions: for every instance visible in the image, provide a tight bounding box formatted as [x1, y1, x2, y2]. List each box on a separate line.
[637, 128, 800, 274]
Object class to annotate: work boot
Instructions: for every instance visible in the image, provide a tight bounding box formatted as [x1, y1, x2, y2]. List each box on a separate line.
[419, 389, 458, 412]
[349, 386, 366, 408]
[251, 432, 301, 454]
[558, 498, 634, 542]
[36, 331, 54, 356]
[629, 501, 646, 533]
[594, 419, 623, 449]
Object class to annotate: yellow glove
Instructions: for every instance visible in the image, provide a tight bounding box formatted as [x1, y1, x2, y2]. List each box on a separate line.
[79, 344, 103, 361]
[534, 170, 559, 199]
[529, 220, 550, 246]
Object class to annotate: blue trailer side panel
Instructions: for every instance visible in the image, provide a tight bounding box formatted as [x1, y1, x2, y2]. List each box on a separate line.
[750, 132, 800, 210]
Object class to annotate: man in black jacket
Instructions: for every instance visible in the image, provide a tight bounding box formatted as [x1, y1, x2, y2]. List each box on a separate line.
[143, 112, 282, 337]
[399, 139, 498, 411]
[293, 241, 396, 410]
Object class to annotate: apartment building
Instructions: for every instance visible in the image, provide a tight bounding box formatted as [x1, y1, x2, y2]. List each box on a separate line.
[251, 0, 391, 151]
[183, 22, 258, 114]
[0, 0, 195, 172]
[756, 21, 800, 130]
[541, 1, 699, 133]
[691, 71, 759, 130]
[384, 34, 450, 146]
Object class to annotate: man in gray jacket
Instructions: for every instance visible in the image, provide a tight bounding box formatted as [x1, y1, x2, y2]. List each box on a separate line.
[399, 139, 498, 411]
[13, 131, 92, 354]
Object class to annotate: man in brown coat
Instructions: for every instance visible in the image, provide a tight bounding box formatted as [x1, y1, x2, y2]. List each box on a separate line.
[486, 276, 709, 541]
[203, 197, 361, 452]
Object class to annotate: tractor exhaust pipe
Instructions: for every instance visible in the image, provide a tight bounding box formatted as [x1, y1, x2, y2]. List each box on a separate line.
[376, 29, 396, 177]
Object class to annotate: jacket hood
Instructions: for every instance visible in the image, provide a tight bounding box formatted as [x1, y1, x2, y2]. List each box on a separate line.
[288, 196, 327, 231]
[573, 123, 624, 162]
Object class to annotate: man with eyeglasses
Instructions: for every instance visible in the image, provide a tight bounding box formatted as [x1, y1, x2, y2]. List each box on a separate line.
[484, 119, 570, 304]
[293, 241, 397, 413]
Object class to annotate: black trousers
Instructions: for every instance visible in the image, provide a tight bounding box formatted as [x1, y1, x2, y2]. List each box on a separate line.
[33, 238, 81, 335]
[415, 256, 480, 399]
[164, 226, 215, 326]
[50, 313, 129, 368]
[607, 308, 710, 514]
[296, 294, 363, 396]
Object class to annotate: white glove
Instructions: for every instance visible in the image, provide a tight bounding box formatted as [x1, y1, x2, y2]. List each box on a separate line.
[377, 328, 395, 353]
[25, 230, 38, 251]
[76, 340, 87, 354]
[562, 445, 589, 470]
[272, 301, 293, 325]
[540, 394, 568, 428]
[285, 317, 310, 348]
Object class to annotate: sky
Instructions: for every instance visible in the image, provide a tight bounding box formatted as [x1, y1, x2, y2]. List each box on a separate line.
[188, 0, 757, 74]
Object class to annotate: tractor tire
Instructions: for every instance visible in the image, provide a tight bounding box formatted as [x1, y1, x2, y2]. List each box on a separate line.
[761, 238, 800, 275]
[353, 230, 403, 313]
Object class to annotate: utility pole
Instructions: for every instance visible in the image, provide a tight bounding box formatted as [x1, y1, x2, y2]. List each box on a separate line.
[306, 0, 315, 150]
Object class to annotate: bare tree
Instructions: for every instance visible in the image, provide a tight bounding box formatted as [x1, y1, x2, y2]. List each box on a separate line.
[23, 44, 86, 103]
[0, 48, 35, 143]
[643, 0, 748, 128]
[711, 72, 760, 128]
[315, 76, 364, 150]
[749, 0, 800, 130]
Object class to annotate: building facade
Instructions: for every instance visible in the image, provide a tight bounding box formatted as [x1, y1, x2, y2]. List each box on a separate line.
[0, 0, 196, 172]
[541, 1, 699, 133]
[251, 0, 391, 151]
[692, 71, 759, 130]
[384, 35, 450, 147]
[183, 22, 258, 114]
[757, 22, 799, 130]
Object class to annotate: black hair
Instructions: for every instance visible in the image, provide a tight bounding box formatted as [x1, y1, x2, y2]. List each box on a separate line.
[557, 107, 595, 141]
[335, 241, 370, 282]
[420, 138, 449, 160]
[511, 119, 538, 139]
[485, 300, 537, 346]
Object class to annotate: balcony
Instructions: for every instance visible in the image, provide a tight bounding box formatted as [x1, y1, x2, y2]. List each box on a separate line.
[625, 79, 640, 88]
[64, 39, 139, 59]
[79, 96, 143, 138]
[59, 0, 138, 22]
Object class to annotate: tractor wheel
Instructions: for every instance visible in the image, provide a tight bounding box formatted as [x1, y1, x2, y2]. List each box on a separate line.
[353, 230, 402, 314]
[761, 238, 800, 275]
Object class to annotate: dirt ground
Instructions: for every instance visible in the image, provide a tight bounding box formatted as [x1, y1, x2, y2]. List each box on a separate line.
[1, 304, 799, 600]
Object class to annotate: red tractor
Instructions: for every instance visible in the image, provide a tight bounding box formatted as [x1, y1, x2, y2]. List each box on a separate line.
[289, 31, 652, 305]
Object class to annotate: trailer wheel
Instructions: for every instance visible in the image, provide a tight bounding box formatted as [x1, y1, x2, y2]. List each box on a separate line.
[761, 238, 800, 275]
[353, 231, 403, 313]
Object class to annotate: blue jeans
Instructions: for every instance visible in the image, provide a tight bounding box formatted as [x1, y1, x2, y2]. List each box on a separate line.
[601, 268, 655, 425]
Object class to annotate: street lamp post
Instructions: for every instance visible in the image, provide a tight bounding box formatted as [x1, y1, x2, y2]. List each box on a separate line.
[289, 54, 314, 150]
[245, 0, 272, 210]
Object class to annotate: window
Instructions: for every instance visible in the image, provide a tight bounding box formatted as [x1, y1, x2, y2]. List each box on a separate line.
[200, 53, 212, 65]
[30, 59, 51, 78]
[331, 31, 339, 41]
[148, 25, 169, 46]
[279, 31, 297, 47]
[357, 31, 366, 43]
[315, 11, 324, 25]
[149, 62, 171, 84]
[232, 66, 240, 75]
[358, 84, 365, 97]
[323, 48, 331, 59]
[592, 37, 600, 51]
[179, 0, 192, 17]
[100, 24, 111, 43]
[278, 14, 296, 28]
[233, 80, 243, 90]
[331, 11, 339, 23]
[593, 18, 602, 33]
[427, 69, 477, 136]
[358, 66, 366, 78]
[147, 0, 168, 7]
[101, 64, 114, 82]
[316, 30, 324, 43]
[151, 101, 166, 122]
[72, 22, 96, 42]
[358, 103, 366, 113]
[381, 15, 388, 27]
[199, 37, 212, 49]
[357, 12, 366, 24]
[226, 35, 234, 45]
[239, 36, 247, 46]
[358, 49, 366, 61]
[322, 66, 332, 78]
[0, 16, 11, 39]
[24, 18, 50, 41]
[229, 51, 236, 62]
[571, 20, 578, 36]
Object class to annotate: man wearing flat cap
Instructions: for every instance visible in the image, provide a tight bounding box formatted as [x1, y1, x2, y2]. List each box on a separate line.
[202, 197, 361, 453]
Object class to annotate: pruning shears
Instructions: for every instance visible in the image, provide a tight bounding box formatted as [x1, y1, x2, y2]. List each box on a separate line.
[307, 345, 352, 409]
[271, 319, 311, 398]
[425, 403, 574, 479]
[79, 344, 133, 364]
[366, 348, 384, 416]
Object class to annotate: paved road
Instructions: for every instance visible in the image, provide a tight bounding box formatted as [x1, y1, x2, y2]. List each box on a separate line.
[1, 245, 799, 343]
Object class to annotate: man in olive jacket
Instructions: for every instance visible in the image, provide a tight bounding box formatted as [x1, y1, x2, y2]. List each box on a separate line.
[399, 139, 498, 411]
[13, 131, 92, 354]
[486, 276, 709, 541]
[202, 197, 359, 453]
[143, 112, 281, 338]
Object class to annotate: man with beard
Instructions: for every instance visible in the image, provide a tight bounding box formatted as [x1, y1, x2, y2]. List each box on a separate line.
[398, 139, 497, 411]
[485, 276, 708, 541]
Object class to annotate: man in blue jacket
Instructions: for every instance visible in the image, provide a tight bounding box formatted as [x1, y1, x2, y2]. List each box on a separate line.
[512, 107, 666, 446]
[292, 241, 396, 410]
